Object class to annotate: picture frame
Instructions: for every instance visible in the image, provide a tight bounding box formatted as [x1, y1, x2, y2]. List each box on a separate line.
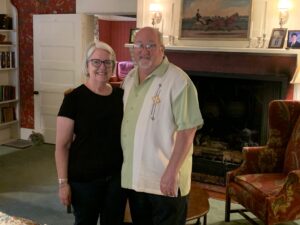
[179, 0, 252, 40]
[129, 28, 139, 43]
[287, 30, 300, 49]
[268, 28, 287, 49]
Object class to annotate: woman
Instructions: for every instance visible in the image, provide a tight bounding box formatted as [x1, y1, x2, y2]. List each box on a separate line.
[55, 41, 125, 225]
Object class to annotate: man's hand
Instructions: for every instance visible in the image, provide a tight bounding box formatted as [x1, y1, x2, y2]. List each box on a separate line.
[160, 168, 178, 197]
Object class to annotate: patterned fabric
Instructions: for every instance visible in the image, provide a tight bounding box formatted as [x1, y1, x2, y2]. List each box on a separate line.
[226, 100, 300, 225]
[0, 212, 38, 225]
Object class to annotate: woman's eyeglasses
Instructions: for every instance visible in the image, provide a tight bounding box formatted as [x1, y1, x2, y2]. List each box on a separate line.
[89, 59, 114, 68]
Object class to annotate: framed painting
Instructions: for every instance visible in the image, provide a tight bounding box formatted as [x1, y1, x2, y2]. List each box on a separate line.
[129, 28, 139, 43]
[268, 28, 287, 49]
[287, 30, 300, 49]
[179, 0, 252, 40]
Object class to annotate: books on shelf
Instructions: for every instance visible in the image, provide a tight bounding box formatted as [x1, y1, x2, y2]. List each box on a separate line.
[0, 85, 16, 101]
[0, 14, 13, 30]
[0, 106, 16, 123]
[0, 51, 15, 69]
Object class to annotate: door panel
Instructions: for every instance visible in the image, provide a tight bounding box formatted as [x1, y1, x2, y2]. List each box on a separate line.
[33, 14, 93, 143]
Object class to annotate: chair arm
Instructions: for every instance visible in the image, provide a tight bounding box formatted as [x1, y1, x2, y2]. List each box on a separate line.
[282, 170, 300, 193]
[268, 170, 300, 217]
[226, 146, 276, 182]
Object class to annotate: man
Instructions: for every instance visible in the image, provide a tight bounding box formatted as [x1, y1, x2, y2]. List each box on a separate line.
[121, 27, 203, 225]
[288, 32, 300, 48]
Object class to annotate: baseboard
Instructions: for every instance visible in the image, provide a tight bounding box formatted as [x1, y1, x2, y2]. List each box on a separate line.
[20, 128, 34, 140]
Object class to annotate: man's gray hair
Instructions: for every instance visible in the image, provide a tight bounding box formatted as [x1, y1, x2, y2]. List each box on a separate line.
[134, 27, 164, 45]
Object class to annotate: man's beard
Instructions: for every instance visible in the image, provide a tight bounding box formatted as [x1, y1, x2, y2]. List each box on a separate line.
[137, 57, 152, 69]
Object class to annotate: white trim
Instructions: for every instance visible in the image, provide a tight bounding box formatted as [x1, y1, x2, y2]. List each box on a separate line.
[20, 128, 34, 140]
[95, 15, 136, 21]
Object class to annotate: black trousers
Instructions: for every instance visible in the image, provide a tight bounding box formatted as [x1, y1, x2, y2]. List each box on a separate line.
[125, 189, 188, 225]
[70, 175, 126, 225]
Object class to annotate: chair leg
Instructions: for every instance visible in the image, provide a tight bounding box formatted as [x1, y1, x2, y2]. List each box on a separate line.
[225, 190, 231, 222]
[203, 214, 207, 225]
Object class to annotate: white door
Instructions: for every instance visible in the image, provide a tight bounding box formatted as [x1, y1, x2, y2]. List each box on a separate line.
[33, 14, 93, 143]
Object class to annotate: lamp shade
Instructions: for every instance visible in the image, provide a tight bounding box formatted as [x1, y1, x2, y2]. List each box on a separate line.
[149, 3, 161, 12]
[291, 66, 300, 84]
[278, 0, 292, 10]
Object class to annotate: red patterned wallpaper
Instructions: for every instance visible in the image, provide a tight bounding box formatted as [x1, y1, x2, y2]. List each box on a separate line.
[11, 0, 76, 128]
[10, 1, 135, 129]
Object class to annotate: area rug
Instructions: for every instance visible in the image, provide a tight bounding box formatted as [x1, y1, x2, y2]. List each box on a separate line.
[0, 145, 299, 225]
[187, 198, 300, 225]
[2, 139, 32, 149]
[0, 145, 20, 156]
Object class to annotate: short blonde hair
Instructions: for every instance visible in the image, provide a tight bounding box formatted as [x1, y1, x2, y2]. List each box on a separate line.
[82, 40, 116, 76]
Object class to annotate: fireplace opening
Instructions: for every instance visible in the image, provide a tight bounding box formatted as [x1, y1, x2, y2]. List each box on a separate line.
[189, 71, 289, 185]
[164, 49, 297, 185]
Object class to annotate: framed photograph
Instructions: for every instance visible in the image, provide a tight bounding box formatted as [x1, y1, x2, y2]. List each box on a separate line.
[287, 30, 300, 49]
[268, 28, 287, 49]
[129, 28, 139, 43]
[179, 0, 252, 40]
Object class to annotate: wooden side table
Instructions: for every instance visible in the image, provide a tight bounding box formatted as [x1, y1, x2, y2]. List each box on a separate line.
[124, 181, 210, 225]
[186, 181, 210, 225]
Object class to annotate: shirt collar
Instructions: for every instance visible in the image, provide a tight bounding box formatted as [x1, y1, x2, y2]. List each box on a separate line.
[132, 56, 170, 85]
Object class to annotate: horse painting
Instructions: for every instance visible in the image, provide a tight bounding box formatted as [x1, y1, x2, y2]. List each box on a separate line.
[194, 13, 241, 31]
[180, 0, 251, 39]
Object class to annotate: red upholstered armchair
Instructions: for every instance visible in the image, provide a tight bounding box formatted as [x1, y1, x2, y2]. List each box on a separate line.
[225, 100, 300, 225]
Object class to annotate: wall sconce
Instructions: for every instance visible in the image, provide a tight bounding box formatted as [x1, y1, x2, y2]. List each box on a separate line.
[278, 0, 292, 28]
[149, 3, 162, 27]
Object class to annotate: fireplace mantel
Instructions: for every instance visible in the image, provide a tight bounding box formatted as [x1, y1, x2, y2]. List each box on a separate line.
[125, 43, 299, 55]
[163, 47, 297, 81]
[125, 44, 298, 80]
[164, 45, 299, 55]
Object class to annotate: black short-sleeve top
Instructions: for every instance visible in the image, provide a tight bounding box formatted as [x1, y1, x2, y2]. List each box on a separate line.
[58, 84, 124, 182]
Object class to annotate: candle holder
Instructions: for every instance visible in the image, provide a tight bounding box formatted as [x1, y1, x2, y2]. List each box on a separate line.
[247, 38, 253, 48]
[261, 33, 267, 48]
[256, 37, 262, 48]
[168, 35, 175, 46]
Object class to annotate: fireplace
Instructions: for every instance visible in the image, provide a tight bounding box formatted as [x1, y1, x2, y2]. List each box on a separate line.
[165, 49, 297, 185]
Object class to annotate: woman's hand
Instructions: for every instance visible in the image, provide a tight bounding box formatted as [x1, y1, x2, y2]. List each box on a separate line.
[58, 184, 71, 206]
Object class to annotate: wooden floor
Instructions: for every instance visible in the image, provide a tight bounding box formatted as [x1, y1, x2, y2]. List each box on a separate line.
[197, 182, 226, 200]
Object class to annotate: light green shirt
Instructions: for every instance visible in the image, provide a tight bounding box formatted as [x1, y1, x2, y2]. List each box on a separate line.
[121, 57, 203, 196]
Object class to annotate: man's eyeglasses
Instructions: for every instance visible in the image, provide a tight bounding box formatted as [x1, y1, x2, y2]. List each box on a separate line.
[133, 43, 157, 50]
[88, 59, 114, 68]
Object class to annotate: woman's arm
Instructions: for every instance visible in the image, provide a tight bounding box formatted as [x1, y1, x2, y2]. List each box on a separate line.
[55, 116, 74, 206]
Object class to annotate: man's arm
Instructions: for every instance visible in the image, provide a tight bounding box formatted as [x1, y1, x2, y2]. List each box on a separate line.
[160, 127, 197, 196]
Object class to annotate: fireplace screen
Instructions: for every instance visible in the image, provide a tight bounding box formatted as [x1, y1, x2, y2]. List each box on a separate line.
[190, 73, 286, 185]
